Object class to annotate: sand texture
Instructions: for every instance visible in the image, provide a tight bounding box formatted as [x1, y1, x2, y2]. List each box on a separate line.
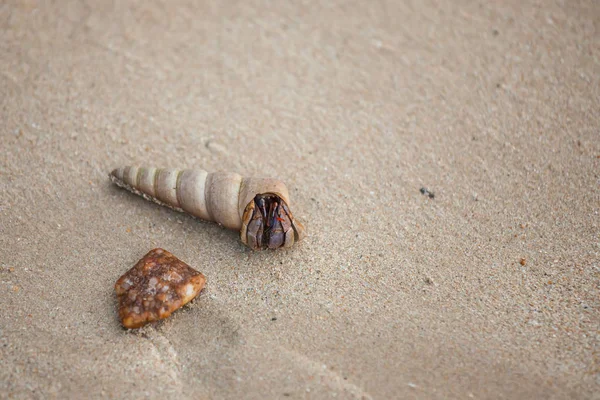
[1, 0, 599, 399]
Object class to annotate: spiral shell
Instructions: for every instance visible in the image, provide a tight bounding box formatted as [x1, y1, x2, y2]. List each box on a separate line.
[110, 166, 306, 250]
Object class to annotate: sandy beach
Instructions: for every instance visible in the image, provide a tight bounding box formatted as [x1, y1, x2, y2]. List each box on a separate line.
[1, 0, 599, 398]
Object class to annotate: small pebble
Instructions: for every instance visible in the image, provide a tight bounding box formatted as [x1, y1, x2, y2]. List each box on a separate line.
[520, 258, 527, 266]
[419, 187, 435, 199]
[205, 139, 227, 155]
[115, 248, 206, 329]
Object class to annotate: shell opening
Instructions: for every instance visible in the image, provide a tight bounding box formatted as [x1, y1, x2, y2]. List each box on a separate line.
[242, 194, 302, 250]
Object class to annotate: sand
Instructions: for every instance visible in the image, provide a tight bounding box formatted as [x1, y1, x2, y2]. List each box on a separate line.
[1, 0, 599, 398]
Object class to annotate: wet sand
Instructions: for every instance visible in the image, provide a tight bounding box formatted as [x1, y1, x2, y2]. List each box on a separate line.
[1, 0, 599, 398]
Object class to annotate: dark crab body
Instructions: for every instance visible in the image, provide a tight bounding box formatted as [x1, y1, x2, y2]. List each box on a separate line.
[242, 194, 302, 250]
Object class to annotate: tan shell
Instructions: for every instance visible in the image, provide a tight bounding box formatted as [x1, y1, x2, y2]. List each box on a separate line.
[110, 166, 305, 249]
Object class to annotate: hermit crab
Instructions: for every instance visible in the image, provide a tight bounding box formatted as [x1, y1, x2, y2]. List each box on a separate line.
[109, 166, 306, 250]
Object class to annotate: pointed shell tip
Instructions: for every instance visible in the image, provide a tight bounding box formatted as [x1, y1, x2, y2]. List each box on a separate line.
[110, 167, 124, 180]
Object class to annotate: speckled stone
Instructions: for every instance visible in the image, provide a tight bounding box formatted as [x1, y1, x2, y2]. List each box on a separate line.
[115, 248, 206, 329]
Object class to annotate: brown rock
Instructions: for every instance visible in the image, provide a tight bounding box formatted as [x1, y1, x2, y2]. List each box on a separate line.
[115, 248, 206, 329]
